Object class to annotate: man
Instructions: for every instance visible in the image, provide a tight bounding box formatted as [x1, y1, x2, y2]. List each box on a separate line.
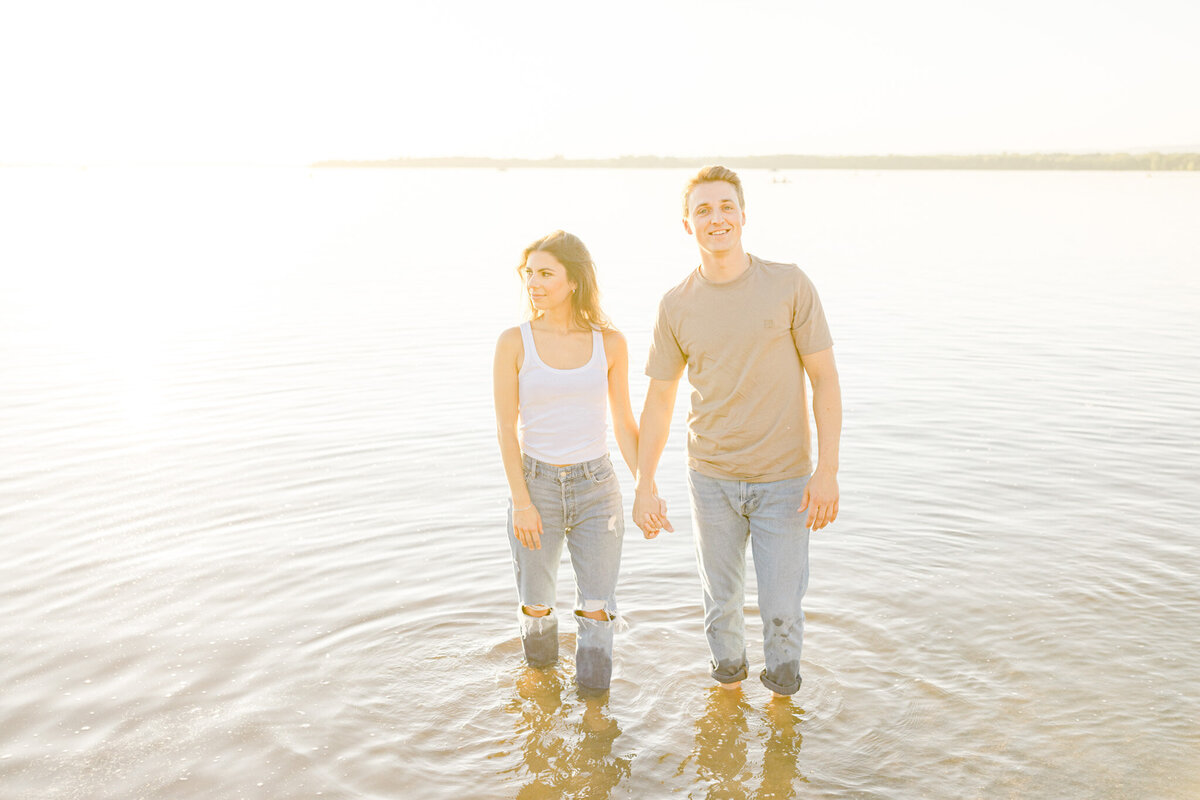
[634, 165, 842, 698]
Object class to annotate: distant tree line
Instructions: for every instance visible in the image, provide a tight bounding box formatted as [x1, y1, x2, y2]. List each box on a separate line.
[312, 152, 1199, 171]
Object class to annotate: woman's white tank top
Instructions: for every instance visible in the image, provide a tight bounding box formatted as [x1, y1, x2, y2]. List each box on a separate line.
[517, 322, 609, 465]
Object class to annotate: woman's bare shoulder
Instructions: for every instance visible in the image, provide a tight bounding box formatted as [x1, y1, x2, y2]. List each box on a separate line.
[497, 325, 524, 345]
[601, 327, 628, 362]
[495, 325, 527, 359]
[601, 326, 627, 347]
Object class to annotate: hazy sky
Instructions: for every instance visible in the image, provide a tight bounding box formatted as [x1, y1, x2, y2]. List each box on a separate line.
[3, 0, 1197, 164]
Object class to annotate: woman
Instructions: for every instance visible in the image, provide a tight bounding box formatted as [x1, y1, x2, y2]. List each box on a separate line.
[493, 230, 653, 695]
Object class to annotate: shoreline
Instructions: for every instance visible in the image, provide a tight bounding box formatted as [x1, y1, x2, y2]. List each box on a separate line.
[311, 152, 1199, 172]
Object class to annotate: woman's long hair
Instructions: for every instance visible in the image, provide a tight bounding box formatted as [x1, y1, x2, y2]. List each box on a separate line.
[518, 230, 611, 330]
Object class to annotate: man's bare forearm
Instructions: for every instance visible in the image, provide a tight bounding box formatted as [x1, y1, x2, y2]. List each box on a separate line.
[810, 374, 842, 475]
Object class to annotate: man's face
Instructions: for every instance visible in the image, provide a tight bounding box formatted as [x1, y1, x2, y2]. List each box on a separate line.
[683, 181, 745, 255]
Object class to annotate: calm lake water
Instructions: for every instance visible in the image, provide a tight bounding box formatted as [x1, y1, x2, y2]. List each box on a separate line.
[1, 166, 1198, 799]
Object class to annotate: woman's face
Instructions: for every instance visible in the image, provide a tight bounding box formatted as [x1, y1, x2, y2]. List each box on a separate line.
[522, 251, 575, 313]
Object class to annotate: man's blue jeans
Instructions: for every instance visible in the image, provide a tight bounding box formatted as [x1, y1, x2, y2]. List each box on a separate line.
[687, 469, 811, 695]
[508, 454, 624, 694]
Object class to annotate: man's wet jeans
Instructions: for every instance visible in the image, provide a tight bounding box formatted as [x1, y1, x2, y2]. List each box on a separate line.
[688, 470, 811, 695]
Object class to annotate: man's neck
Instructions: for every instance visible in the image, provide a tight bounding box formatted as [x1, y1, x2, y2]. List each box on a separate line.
[698, 247, 751, 284]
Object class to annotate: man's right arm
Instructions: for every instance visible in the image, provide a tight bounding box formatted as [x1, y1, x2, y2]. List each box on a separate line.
[634, 377, 679, 537]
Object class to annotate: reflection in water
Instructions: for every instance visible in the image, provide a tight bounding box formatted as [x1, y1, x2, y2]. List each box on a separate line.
[692, 688, 752, 797]
[686, 688, 807, 799]
[759, 701, 806, 799]
[501, 667, 632, 800]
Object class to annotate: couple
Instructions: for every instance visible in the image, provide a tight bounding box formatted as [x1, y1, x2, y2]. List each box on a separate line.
[493, 166, 842, 698]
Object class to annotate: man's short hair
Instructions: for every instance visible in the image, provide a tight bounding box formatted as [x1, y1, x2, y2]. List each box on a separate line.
[682, 165, 745, 216]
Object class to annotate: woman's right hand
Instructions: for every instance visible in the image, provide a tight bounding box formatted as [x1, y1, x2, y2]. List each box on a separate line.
[513, 505, 544, 550]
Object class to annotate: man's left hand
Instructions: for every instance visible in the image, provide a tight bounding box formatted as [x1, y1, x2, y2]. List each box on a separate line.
[799, 471, 839, 531]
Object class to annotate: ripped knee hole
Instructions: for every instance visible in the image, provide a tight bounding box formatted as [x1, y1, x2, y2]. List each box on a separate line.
[521, 604, 552, 617]
[574, 608, 615, 622]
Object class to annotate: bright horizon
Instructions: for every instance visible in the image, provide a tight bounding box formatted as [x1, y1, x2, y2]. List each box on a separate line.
[3, 0, 1198, 165]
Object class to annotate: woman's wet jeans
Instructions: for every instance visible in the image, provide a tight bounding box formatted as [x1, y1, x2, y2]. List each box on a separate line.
[508, 454, 624, 694]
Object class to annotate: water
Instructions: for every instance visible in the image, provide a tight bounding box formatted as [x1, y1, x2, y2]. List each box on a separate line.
[1, 166, 1198, 799]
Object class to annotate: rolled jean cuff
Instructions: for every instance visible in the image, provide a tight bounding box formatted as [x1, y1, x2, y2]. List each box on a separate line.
[759, 668, 801, 696]
[710, 659, 749, 684]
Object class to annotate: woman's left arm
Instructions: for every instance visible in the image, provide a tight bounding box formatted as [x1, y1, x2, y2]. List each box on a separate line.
[605, 329, 640, 478]
[609, 329, 673, 537]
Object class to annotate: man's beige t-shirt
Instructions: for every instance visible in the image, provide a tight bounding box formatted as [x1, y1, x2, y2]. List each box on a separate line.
[646, 254, 833, 482]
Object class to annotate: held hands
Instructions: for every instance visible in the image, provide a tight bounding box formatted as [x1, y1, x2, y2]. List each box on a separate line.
[513, 504, 544, 550]
[633, 488, 674, 539]
[519, 494, 668, 546]
[799, 470, 839, 531]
